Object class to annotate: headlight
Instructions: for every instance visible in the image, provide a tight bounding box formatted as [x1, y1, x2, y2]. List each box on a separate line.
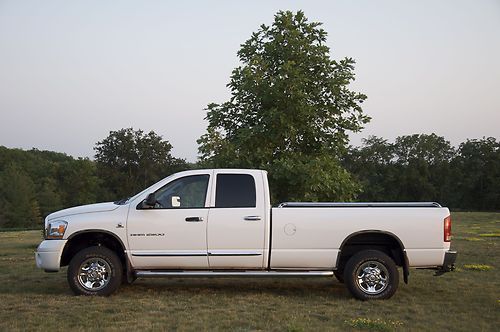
[45, 220, 68, 239]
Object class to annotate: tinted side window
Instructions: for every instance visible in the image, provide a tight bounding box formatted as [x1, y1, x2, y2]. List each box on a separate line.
[215, 174, 256, 208]
[155, 175, 209, 208]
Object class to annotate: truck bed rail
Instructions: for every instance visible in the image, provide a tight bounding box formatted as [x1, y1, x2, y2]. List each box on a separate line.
[277, 202, 442, 208]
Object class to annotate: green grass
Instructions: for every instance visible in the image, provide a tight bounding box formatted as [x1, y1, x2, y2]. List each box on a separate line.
[0, 212, 499, 331]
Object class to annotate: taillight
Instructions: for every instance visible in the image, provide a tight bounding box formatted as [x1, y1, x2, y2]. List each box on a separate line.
[444, 215, 452, 242]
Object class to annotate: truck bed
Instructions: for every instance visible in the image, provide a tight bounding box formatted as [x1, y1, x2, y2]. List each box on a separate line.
[270, 204, 450, 270]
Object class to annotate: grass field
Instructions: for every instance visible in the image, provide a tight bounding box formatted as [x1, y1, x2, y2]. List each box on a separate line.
[0, 212, 498, 331]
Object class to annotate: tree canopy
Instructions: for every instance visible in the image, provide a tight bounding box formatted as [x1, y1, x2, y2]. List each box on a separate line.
[344, 135, 500, 210]
[0, 132, 499, 230]
[0, 147, 99, 228]
[94, 128, 188, 199]
[0, 128, 188, 229]
[198, 10, 369, 202]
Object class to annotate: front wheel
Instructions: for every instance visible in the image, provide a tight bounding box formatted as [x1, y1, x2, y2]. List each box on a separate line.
[68, 246, 122, 296]
[344, 250, 399, 300]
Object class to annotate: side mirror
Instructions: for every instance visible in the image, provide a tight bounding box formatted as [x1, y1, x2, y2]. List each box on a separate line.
[171, 196, 181, 207]
[143, 193, 157, 208]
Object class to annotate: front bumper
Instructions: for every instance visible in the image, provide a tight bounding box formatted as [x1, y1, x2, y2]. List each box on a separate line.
[34, 240, 67, 272]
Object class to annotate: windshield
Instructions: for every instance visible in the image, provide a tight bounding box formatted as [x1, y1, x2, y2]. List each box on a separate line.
[113, 173, 178, 205]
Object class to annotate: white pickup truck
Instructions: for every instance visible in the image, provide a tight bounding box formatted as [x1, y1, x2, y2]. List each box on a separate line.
[35, 169, 456, 300]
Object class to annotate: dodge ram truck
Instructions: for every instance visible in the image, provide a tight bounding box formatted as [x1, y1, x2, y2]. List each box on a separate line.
[35, 169, 457, 300]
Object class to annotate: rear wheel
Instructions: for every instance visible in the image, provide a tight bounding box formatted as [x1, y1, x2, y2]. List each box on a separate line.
[344, 250, 399, 300]
[68, 246, 122, 296]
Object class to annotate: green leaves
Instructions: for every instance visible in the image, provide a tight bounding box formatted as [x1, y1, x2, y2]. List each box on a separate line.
[95, 128, 187, 199]
[344, 135, 500, 210]
[0, 128, 188, 228]
[269, 154, 361, 203]
[198, 10, 368, 202]
[0, 163, 41, 228]
[0, 147, 100, 228]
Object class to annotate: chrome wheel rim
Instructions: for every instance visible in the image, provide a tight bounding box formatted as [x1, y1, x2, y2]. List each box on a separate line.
[356, 260, 389, 295]
[77, 258, 111, 291]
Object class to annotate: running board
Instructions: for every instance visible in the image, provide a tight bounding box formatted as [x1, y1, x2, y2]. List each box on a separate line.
[135, 270, 334, 278]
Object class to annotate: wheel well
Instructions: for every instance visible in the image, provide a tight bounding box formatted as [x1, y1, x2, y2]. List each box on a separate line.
[61, 231, 126, 267]
[337, 232, 405, 272]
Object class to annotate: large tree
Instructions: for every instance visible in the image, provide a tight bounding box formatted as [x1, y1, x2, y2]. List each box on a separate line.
[198, 10, 369, 203]
[95, 128, 187, 199]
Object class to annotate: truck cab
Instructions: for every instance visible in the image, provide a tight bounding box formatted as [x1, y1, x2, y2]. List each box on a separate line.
[126, 169, 270, 270]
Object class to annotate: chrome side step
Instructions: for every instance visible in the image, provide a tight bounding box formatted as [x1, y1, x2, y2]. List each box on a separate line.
[135, 270, 334, 278]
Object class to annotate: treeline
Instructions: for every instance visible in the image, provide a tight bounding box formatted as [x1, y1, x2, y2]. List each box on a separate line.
[0, 128, 189, 229]
[1, 131, 498, 229]
[344, 134, 500, 211]
[0, 147, 101, 228]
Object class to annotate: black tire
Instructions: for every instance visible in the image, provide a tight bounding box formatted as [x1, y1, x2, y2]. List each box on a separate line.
[67, 246, 122, 296]
[343, 250, 399, 300]
[334, 270, 344, 283]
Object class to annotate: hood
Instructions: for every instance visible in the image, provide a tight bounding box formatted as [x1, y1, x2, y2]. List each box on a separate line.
[46, 202, 120, 220]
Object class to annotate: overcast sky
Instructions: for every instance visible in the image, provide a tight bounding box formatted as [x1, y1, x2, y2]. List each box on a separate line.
[1, 0, 499, 162]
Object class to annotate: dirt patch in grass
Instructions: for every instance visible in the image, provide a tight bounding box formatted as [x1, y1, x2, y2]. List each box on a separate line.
[479, 233, 500, 238]
[344, 318, 403, 331]
[463, 264, 494, 271]
[464, 237, 483, 242]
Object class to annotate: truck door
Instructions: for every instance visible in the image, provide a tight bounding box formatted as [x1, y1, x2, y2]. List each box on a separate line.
[207, 171, 267, 269]
[127, 173, 211, 269]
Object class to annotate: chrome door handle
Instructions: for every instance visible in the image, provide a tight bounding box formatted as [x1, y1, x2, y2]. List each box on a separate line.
[244, 216, 261, 221]
[185, 217, 203, 222]
[116, 223, 124, 228]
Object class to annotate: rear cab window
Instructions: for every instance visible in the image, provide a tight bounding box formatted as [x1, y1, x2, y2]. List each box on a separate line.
[215, 174, 256, 208]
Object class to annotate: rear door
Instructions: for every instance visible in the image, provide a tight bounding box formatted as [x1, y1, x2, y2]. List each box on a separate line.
[207, 171, 267, 269]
